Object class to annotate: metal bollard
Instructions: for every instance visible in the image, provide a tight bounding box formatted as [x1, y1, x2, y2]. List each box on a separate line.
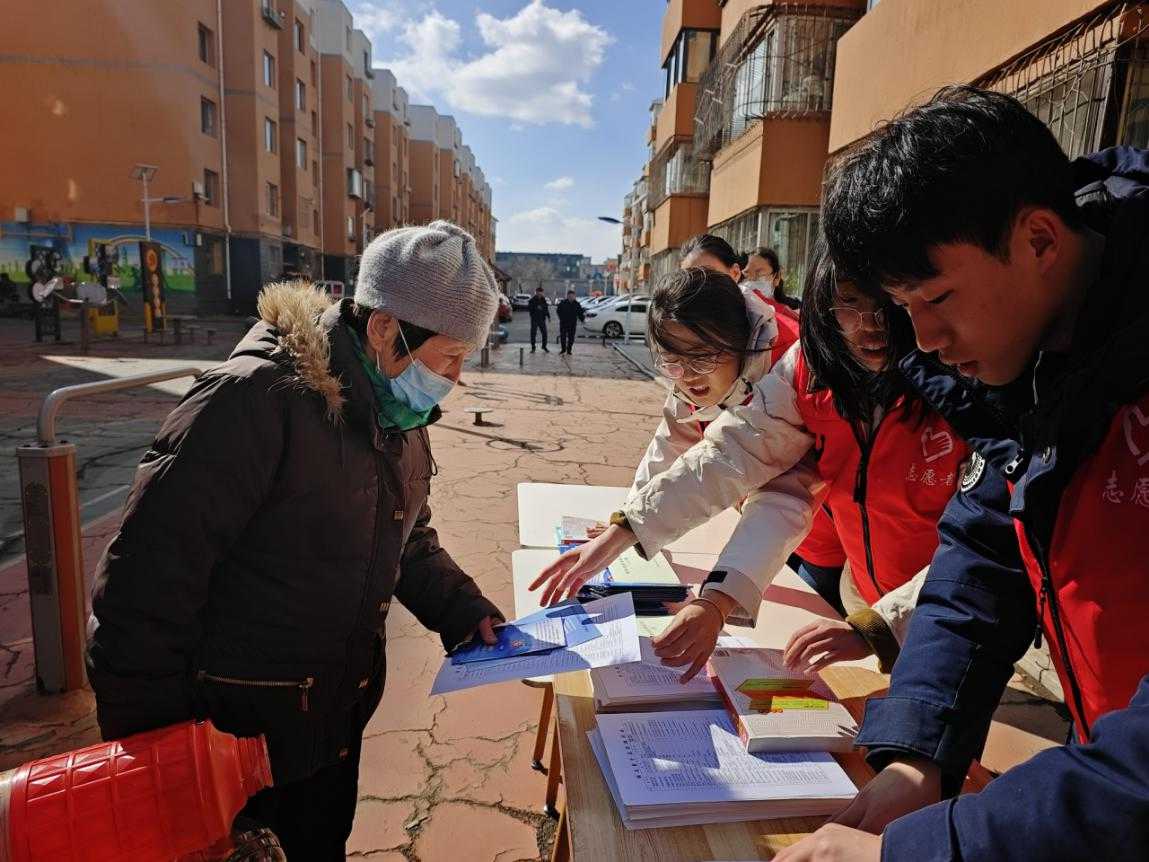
[480, 346, 490, 368]
[16, 442, 85, 692]
[519, 347, 524, 367]
[16, 367, 203, 693]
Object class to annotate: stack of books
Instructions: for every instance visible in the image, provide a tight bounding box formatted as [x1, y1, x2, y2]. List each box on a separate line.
[588, 710, 857, 829]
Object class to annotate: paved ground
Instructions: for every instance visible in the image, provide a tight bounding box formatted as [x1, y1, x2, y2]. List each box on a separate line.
[0, 310, 1069, 860]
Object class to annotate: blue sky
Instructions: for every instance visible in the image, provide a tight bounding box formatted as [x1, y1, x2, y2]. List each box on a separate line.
[353, 0, 664, 261]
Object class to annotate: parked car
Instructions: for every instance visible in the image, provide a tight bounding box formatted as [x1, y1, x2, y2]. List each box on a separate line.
[511, 292, 533, 310]
[314, 280, 345, 300]
[496, 293, 513, 322]
[583, 298, 649, 339]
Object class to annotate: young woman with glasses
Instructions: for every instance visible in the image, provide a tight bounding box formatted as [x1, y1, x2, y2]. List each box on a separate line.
[532, 242, 970, 683]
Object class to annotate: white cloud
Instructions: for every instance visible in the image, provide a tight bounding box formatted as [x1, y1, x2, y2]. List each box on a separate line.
[500, 207, 621, 260]
[375, 1, 613, 127]
[544, 176, 574, 191]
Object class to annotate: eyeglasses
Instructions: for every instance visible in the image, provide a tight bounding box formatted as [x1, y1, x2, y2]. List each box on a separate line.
[830, 306, 886, 335]
[654, 353, 721, 379]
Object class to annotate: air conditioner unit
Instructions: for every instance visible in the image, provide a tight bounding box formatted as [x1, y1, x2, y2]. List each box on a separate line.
[192, 180, 205, 199]
[14, 206, 29, 223]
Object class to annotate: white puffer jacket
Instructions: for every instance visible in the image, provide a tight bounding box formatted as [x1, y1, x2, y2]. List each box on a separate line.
[623, 290, 821, 624]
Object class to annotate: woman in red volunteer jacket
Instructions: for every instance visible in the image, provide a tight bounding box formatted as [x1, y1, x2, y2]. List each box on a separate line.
[677, 234, 849, 615]
[533, 242, 970, 679]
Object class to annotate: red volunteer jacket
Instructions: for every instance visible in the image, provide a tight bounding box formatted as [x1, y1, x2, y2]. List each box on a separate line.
[794, 352, 968, 605]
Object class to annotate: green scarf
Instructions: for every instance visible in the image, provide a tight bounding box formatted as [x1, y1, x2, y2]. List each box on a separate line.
[347, 327, 435, 432]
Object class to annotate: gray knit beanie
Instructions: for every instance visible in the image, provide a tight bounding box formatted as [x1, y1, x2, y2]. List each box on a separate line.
[354, 220, 499, 346]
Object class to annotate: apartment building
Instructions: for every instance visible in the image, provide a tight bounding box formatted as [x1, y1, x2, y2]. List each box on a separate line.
[276, 0, 323, 283]
[371, 70, 411, 232]
[831, 0, 1149, 160]
[316, 0, 365, 284]
[0, 0, 495, 315]
[1, 2, 230, 313]
[408, 105, 442, 225]
[626, 0, 863, 294]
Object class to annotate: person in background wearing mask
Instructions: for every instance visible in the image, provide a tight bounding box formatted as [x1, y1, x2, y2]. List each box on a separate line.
[744, 246, 803, 313]
[677, 233, 845, 611]
[528, 284, 551, 352]
[556, 289, 585, 355]
[680, 234, 800, 366]
[87, 221, 504, 860]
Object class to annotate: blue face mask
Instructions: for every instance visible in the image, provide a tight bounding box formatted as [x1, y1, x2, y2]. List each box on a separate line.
[378, 325, 456, 412]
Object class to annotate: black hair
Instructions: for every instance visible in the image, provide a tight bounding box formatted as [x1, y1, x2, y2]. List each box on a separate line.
[681, 234, 745, 273]
[822, 85, 1083, 292]
[535, 285, 544, 291]
[746, 246, 797, 304]
[647, 267, 759, 364]
[799, 238, 925, 428]
[349, 301, 436, 360]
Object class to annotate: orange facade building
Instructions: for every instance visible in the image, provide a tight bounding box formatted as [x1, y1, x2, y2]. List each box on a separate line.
[0, 0, 495, 315]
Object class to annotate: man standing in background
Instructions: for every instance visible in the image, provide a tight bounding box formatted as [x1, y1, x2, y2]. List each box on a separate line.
[528, 285, 550, 353]
[556, 290, 585, 355]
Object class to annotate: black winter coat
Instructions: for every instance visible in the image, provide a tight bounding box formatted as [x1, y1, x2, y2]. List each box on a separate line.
[527, 294, 550, 322]
[556, 298, 585, 326]
[88, 286, 500, 783]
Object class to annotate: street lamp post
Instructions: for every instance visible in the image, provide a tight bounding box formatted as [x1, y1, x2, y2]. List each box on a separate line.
[597, 216, 630, 344]
[131, 164, 187, 241]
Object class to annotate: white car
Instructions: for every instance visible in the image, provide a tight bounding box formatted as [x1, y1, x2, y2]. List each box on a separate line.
[511, 292, 533, 310]
[582, 298, 649, 339]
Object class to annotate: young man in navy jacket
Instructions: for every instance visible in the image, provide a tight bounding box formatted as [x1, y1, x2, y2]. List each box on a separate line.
[776, 86, 1149, 861]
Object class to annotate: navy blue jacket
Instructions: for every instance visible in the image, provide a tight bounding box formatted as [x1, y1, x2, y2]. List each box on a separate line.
[859, 148, 1149, 860]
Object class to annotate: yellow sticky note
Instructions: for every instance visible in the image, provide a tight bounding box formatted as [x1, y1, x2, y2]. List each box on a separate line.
[737, 677, 813, 695]
[771, 696, 830, 711]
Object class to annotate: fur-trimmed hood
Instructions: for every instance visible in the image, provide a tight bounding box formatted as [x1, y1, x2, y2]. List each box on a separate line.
[253, 281, 346, 419]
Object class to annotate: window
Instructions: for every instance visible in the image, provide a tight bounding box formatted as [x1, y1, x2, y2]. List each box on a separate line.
[200, 97, 217, 136]
[313, 209, 319, 232]
[310, 60, 317, 85]
[311, 110, 318, 135]
[347, 123, 354, 149]
[265, 117, 278, 153]
[295, 79, 306, 111]
[1121, 43, 1149, 149]
[296, 138, 307, 169]
[197, 23, 215, 67]
[346, 75, 353, 101]
[263, 51, 276, 87]
[312, 159, 319, 184]
[345, 26, 352, 50]
[392, 195, 398, 220]
[294, 18, 305, 52]
[203, 169, 220, 206]
[663, 28, 717, 98]
[347, 215, 355, 238]
[267, 182, 280, 216]
[765, 208, 819, 296]
[347, 168, 364, 198]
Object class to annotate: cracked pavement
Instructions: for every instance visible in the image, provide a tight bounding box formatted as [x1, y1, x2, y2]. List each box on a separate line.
[0, 315, 664, 860]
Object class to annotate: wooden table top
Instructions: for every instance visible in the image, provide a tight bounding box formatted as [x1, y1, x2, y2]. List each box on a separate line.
[554, 664, 891, 861]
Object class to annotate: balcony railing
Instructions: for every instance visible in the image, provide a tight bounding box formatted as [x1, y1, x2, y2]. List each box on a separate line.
[261, 1, 285, 29]
[648, 139, 710, 209]
[694, 4, 859, 158]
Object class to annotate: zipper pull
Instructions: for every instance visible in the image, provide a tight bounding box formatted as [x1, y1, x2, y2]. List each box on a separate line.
[299, 677, 314, 712]
[1034, 589, 1048, 648]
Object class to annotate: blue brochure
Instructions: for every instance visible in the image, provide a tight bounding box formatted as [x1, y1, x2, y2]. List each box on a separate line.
[450, 619, 566, 665]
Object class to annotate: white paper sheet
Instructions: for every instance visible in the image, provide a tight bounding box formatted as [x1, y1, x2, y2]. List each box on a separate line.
[592, 635, 754, 703]
[596, 709, 856, 807]
[431, 592, 642, 695]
